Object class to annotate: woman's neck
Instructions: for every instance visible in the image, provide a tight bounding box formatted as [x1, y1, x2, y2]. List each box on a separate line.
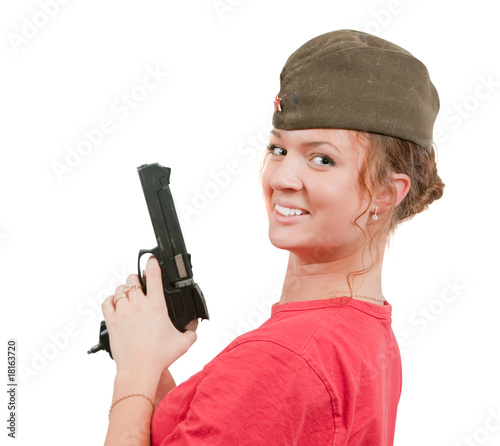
[279, 245, 385, 305]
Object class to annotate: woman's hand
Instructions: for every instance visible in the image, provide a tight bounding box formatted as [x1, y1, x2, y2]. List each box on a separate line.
[102, 256, 197, 381]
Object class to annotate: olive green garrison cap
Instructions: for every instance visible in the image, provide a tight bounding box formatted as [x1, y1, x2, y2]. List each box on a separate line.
[272, 29, 439, 152]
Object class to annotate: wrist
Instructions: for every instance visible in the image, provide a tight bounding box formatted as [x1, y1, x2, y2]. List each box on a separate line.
[113, 369, 161, 401]
[108, 393, 155, 419]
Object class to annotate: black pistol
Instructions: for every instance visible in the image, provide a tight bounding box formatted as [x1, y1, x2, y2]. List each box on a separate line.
[88, 163, 209, 358]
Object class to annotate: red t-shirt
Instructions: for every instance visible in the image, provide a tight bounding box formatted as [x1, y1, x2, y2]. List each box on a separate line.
[151, 297, 402, 445]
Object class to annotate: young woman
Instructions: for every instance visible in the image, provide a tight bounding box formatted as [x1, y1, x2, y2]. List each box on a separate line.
[102, 29, 444, 445]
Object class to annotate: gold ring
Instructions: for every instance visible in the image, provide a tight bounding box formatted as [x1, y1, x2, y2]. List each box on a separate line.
[113, 294, 128, 306]
[125, 285, 141, 295]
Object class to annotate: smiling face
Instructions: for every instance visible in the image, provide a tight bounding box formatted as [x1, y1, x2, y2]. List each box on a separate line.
[261, 128, 373, 262]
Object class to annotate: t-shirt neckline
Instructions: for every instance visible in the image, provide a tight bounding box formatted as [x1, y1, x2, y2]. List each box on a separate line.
[271, 297, 392, 319]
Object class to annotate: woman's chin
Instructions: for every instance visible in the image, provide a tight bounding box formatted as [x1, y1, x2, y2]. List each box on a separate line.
[268, 237, 295, 252]
[268, 234, 309, 256]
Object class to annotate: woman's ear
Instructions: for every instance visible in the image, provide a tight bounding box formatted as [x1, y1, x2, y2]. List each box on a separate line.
[392, 173, 411, 208]
[373, 173, 411, 213]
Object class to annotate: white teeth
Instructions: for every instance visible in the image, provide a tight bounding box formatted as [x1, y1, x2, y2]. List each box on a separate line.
[275, 203, 304, 217]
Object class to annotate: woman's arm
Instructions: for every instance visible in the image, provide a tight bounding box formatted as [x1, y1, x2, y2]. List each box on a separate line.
[105, 371, 161, 446]
[102, 257, 197, 446]
[154, 369, 177, 407]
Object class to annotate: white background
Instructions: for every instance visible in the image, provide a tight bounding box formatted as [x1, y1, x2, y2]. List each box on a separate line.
[1, 1, 499, 445]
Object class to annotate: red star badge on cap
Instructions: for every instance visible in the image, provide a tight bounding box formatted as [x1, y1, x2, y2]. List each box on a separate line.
[274, 94, 282, 112]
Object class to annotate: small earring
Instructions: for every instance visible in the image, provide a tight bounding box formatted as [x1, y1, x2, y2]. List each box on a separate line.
[372, 207, 378, 221]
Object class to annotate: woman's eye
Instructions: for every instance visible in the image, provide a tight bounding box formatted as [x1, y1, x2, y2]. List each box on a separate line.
[312, 155, 335, 166]
[267, 144, 286, 156]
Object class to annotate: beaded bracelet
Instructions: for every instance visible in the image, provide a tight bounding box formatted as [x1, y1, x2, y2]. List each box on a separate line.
[108, 393, 155, 419]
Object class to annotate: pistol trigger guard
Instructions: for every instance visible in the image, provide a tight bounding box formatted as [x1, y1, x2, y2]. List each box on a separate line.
[137, 248, 158, 293]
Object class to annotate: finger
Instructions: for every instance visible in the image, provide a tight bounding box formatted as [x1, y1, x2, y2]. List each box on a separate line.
[125, 273, 142, 289]
[113, 293, 129, 308]
[110, 284, 130, 311]
[144, 256, 164, 302]
[102, 295, 116, 321]
[114, 284, 127, 297]
[125, 274, 144, 301]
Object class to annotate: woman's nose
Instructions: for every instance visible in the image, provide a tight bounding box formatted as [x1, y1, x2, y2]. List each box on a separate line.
[268, 156, 303, 191]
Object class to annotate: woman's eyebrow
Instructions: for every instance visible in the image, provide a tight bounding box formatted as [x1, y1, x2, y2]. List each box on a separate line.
[270, 130, 344, 155]
[270, 129, 282, 139]
[301, 140, 343, 155]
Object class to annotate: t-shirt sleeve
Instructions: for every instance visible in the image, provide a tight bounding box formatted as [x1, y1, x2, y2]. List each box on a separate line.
[152, 340, 334, 445]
